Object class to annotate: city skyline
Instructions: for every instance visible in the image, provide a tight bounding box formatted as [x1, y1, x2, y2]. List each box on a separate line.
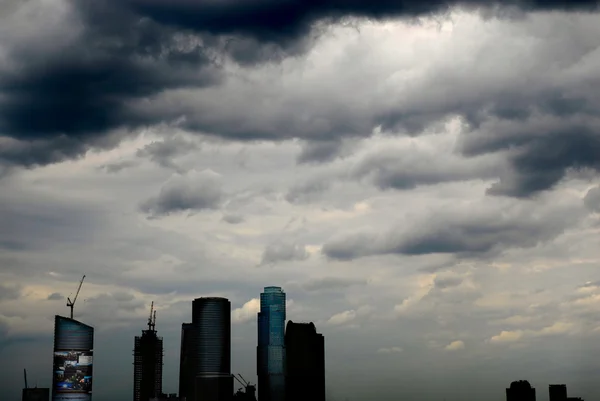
[2, 0, 600, 400]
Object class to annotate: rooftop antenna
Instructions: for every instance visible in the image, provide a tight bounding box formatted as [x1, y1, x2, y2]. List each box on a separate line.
[23, 368, 28, 389]
[66, 275, 86, 319]
[152, 310, 157, 331]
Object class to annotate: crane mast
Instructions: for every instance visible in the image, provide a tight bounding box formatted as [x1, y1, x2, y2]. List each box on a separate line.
[66, 275, 86, 319]
[147, 301, 157, 331]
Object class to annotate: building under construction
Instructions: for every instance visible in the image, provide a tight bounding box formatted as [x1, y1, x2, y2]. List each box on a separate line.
[22, 369, 49, 401]
[134, 302, 164, 401]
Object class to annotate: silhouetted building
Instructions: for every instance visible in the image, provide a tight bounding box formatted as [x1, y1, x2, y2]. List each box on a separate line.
[134, 310, 163, 401]
[549, 385, 567, 401]
[284, 321, 325, 401]
[507, 380, 536, 401]
[179, 298, 232, 401]
[232, 375, 256, 401]
[23, 388, 50, 401]
[150, 394, 180, 401]
[52, 315, 94, 401]
[179, 323, 194, 401]
[232, 384, 257, 401]
[257, 287, 286, 401]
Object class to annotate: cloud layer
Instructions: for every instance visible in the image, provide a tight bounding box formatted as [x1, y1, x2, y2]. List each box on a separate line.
[2, 3, 600, 401]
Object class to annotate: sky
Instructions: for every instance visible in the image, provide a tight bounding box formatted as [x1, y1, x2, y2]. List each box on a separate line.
[1, 0, 600, 400]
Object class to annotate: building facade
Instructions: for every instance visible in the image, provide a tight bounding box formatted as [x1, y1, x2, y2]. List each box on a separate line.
[284, 321, 325, 401]
[257, 287, 286, 401]
[134, 329, 163, 401]
[179, 298, 232, 401]
[52, 316, 94, 401]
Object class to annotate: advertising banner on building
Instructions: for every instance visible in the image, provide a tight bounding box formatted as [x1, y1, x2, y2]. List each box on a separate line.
[52, 316, 94, 401]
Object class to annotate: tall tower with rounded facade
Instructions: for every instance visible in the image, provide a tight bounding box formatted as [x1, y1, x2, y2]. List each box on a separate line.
[184, 297, 232, 401]
[257, 286, 286, 401]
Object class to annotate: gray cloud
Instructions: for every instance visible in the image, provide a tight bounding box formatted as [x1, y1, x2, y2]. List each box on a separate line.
[296, 139, 359, 165]
[47, 292, 64, 301]
[140, 170, 224, 217]
[302, 277, 367, 292]
[260, 240, 309, 266]
[323, 198, 584, 260]
[222, 213, 245, 224]
[584, 185, 600, 212]
[285, 177, 333, 204]
[0, 284, 21, 301]
[137, 136, 199, 172]
[350, 144, 502, 191]
[101, 160, 140, 174]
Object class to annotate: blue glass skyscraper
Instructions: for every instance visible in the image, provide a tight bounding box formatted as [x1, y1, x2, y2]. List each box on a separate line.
[257, 286, 286, 401]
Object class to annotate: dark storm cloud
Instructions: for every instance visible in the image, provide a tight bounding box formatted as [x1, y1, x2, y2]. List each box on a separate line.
[350, 146, 501, 190]
[47, 292, 64, 301]
[0, 0, 219, 168]
[1, 0, 599, 191]
[322, 201, 582, 260]
[140, 170, 224, 217]
[461, 119, 600, 198]
[126, 0, 599, 43]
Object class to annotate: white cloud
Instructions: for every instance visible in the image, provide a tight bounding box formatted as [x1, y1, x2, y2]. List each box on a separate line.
[489, 330, 525, 344]
[445, 340, 465, 351]
[377, 346, 403, 354]
[232, 298, 260, 324]
[327, 310, 357, 326]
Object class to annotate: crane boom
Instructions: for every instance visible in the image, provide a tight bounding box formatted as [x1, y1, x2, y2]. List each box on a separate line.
[233, 374, 245, 388]
[237, 374, 249, 386]
[67, 275, 86, 319]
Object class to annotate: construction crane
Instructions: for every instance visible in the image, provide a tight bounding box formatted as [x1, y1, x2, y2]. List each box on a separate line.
[23, 368, 28, 389]
[147, 302, 157, 331]
[237, 374, 249, 387]
[66, 275, 86, 319]
[233, 374, 245, 391]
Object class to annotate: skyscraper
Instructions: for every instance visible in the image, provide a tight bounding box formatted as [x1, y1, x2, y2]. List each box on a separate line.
[506, 380, 536, 401]
[284, 321, 325, 401]
[179, 298, 233, 401]
[257, 286, 286, 401]
[134, 307, 163, 401]
[52, 316, 94, 401]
